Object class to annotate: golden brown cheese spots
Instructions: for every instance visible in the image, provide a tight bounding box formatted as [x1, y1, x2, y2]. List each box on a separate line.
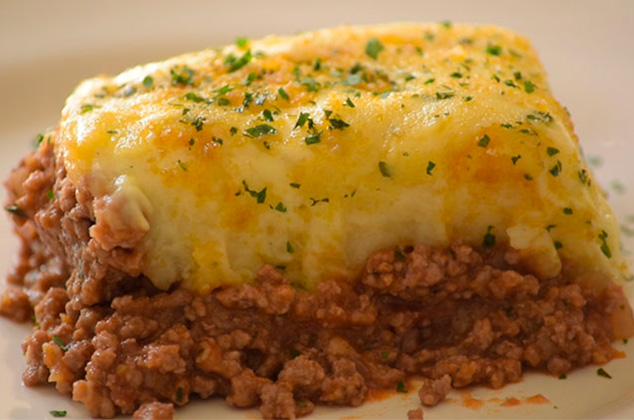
[57, 23, 629, 291]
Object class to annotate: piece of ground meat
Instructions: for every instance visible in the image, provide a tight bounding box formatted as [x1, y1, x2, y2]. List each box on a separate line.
[132, 402, 174, 420]
[418, 374, 452, 407]
[407, 407, 424, 420]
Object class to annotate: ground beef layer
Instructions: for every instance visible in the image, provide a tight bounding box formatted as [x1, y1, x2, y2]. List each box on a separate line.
[1, 142, 631, 419]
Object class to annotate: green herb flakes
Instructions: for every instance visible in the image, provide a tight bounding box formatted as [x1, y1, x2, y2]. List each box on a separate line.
[378, 161, 393, 178]
[49, 410, 67, 418]
[524, 81, 535, 93]
[486, 45, 502, 56]
[227, 49, 252, 72]
[142, 75, 154, 88]
[396, 381, 407, 393]
[245, 124, 277, 138]
[477, 134, 490, 147]
[599, 230, 612, 258]
[436, 90, 455, 100]
[597, 368, 612, 379]
[547, 147, 560, 156]
[278, 87, 290, 101]
[289, 348, 301, 359]
[483, 226, 496, 247]
[426, 161, 436, 176]
[171, 66, 195, 86]
[5, 205, 26, 218]
[53, 336, 69, 351]
[365, 38, 384, 60]
[286, 241, 294, 253]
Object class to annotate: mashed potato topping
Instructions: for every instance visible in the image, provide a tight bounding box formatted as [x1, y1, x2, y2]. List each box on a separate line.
[57, 23, 627, 292]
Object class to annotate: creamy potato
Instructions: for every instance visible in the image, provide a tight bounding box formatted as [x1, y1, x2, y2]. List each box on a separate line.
[57, 23, 628, 292]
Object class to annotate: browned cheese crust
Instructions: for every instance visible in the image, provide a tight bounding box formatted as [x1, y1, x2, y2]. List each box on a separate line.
[1, 142, 630, 419]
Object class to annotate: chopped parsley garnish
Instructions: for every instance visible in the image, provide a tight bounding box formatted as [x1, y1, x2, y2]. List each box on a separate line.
[190, 116, 205, 131]
[504, 80, 517, 88]
[501, 123, 514, 129]
[49, 410, 67, 418]
[559, 374, 567, 380]
[142, 75, 154, 88]
[80, 104, 98, 114]
[211, 137, 223, 145]
[597, 368, 612, 379]
[244, 72, 256, 86]
[5, 205, 26, 218]
[599, 230, 612, 258]
[464, 96, 474, 102]
[309, 197, 329, 206]
[47, 190, 54, 200]
[344, 97, 356, 108]
[262, 109, 274, 122]
[227, 49, 252, 72]
[477, 134, 491, 147]
[378, 161, 393, 178]
[301, 77, 321, 92]
[328, 118, 349, 130]
[524, 81, 536, 93]
[381, 350, 390, 359]
[305, 133, 321, 145]
[554, 241, 563, 250]
[275, 202, 287, 213]
[486, 45, 502, 56]
[424, 78, 435, 85]
[177, 160, 188, 171]
[396, 381, 407, 393]
[563, 207, 573, 215]
[483, 226, 496, 247]
[290, 183, 301, 189]
[184, 92, 206, 103]
[395, 249, 405, 260]
[295, 112, 310, 129]
[242, 180, 267, 203]
[343, 74, 362, 86]
[278, 87, 290, 101]
[426, 161, 436, 175]
[524, 174, 533, 181]
[511, 155, 521, 165]
[365, 38, 384, 60]
[546, 224, 557, 231]
[35, 133, 45, 146]
[436, 90, 455, 99]
[176, 387, 184, 403]
[286, 241, 294, 253]
[235, 37, 248, 48]
[245, 124, 277, 138]
[171, 66, 195, 86]
[549, 160, 562, 176]
[230, 127, 238, 135]
[450, 72, 462, 78]
[289, 348, 301, 359]
[440, 20, 452, 29]
[52, 336, 69, 351]
[547, 147, 560, 156]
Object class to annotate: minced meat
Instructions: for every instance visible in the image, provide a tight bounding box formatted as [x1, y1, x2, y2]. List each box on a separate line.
[1, 140, 630, 419]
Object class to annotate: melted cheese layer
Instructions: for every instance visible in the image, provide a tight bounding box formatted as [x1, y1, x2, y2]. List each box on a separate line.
[57, 23, 629, 292]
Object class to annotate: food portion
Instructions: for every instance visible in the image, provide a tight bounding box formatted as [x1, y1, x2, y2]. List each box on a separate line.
[1, 22, 633, 419]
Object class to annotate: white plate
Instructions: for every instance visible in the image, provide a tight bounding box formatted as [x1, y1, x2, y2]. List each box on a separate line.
[1, 0, 633, 418]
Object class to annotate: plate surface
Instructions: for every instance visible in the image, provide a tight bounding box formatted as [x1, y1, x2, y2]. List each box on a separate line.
[0, 0, 633, 418]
